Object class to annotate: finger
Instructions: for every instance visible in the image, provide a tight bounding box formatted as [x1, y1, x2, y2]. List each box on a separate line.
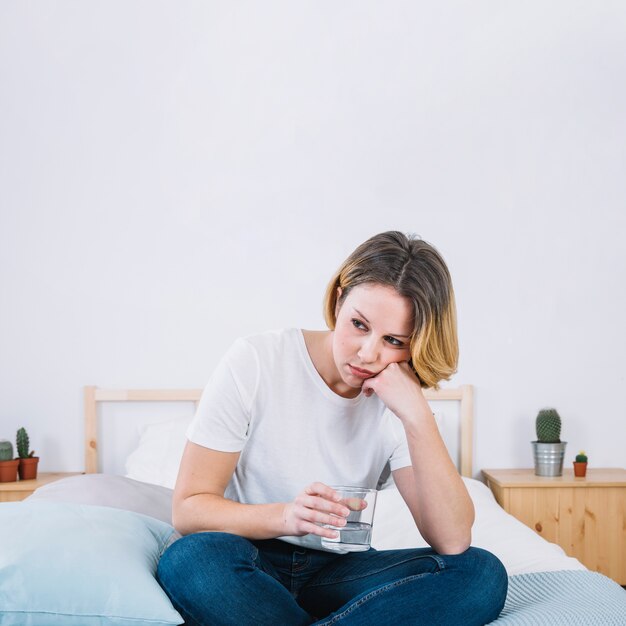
[294, 500, 346, 525]
[305, 482, 341, 502]
[301, 508, 348, 527]
[361, 379, 374, 395]
[299, 494, 350, 518]
[341, 497, 367, 511]
[307, 484, 354, 515]
[298, 521, 341, 539]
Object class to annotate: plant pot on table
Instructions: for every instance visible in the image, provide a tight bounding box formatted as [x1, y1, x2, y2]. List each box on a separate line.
[532, 441, 567, 477]
[18, 456, 39, 480]
[0, 459, 19, 482]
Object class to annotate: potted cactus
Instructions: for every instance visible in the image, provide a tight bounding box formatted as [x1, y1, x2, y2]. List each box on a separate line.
[532, 408, 567, 477]
[16, 427, 39, 480]
[573, 450, 588, 478]
[0, 440, 19, 482]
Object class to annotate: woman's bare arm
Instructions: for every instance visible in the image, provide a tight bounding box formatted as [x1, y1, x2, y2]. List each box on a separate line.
[172, 441, 285, 537]
[172, 441, 350, 539]
[362, 362, 474, 554]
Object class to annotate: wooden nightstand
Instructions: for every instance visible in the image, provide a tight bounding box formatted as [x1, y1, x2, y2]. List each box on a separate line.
[482, 468, 626, 585]
[0, 472, 83, 503]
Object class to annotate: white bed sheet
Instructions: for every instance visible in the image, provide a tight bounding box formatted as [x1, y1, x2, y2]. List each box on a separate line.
[371, 477, 586, 576]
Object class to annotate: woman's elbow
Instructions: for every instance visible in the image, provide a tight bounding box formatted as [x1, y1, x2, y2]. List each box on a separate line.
[171, 497, 204, 536]
[171, 506, 192, 536]
[433, 531, 472, 555]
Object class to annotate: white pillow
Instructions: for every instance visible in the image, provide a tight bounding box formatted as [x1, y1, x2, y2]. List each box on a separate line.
[125, 416, 191, 489]
[27, 474, 174, 525]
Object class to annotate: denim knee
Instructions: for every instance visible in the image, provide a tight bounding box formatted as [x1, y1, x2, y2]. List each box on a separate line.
[459, 547, 508, 621]
[158, 533, 317, 626]
[157, 532, 257, 598]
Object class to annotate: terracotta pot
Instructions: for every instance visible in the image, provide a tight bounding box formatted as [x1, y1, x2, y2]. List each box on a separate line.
[0, 459, 19, 483]
[18, 457, 39, 480]
[573, 461, 587, 477]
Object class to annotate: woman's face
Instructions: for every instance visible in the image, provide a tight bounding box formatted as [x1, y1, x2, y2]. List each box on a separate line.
[331, 283, 413, 396]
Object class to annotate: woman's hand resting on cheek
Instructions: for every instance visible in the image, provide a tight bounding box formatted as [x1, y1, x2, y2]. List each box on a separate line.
[282, 482, 351, 539]
[361, 361, 432, 424]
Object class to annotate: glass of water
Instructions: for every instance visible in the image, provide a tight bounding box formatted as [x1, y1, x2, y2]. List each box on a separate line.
[321, 486, 378, 552]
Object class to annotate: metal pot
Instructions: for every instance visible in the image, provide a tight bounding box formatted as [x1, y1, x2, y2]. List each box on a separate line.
[532, 441, 567, 476]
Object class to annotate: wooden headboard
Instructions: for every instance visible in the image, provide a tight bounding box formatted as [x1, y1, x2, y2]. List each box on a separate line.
[84, 384, 474, 477]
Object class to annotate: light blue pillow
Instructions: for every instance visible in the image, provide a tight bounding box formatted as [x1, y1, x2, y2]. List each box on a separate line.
[0, 501, 183, 626]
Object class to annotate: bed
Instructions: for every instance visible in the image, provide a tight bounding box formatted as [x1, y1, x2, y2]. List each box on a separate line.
[0, 385, 624, 626]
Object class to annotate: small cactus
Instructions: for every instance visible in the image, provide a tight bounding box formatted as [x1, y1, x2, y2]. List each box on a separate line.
[536, 408, 562, 443]
[0, 440, 14, 462]
[575, 450, 588, 463]
[16, 427, 31, 459]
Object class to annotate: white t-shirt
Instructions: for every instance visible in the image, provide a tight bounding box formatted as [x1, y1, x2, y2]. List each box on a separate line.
[186, 327, 411, 550]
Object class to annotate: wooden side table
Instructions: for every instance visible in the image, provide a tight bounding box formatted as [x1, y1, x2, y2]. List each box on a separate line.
[0, 472, 83, 503]
[482, 468, 626, 585]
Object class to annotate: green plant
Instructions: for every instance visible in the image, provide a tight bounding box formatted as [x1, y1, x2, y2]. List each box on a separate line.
[575, 450, 588, 463]
[535, 408, 562, 443]
[0, 440, 14, 461]
[16, 427, 35, 459]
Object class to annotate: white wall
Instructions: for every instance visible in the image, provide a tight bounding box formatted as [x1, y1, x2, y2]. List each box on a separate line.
[1, 1, 624, 477]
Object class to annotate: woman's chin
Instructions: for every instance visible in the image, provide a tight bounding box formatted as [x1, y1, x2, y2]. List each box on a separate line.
[344, 375, 365, 388]
[333, 376, 364, 398]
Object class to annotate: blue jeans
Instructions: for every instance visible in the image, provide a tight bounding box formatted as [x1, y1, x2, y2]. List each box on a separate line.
[157, 532, 508, 626]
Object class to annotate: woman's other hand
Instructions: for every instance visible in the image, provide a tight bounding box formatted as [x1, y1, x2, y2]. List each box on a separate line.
[361, 361, 431, 424]
[282, 482, 351, 539]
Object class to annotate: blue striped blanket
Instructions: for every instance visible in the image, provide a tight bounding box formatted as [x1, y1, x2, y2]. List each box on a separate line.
[491, 570, 626, 625]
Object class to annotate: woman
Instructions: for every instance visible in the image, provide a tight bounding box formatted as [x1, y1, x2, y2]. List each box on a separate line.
[157, 231, 508, 625]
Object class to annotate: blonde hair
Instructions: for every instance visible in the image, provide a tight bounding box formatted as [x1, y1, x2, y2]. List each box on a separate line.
[323, 231, 458, 390]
